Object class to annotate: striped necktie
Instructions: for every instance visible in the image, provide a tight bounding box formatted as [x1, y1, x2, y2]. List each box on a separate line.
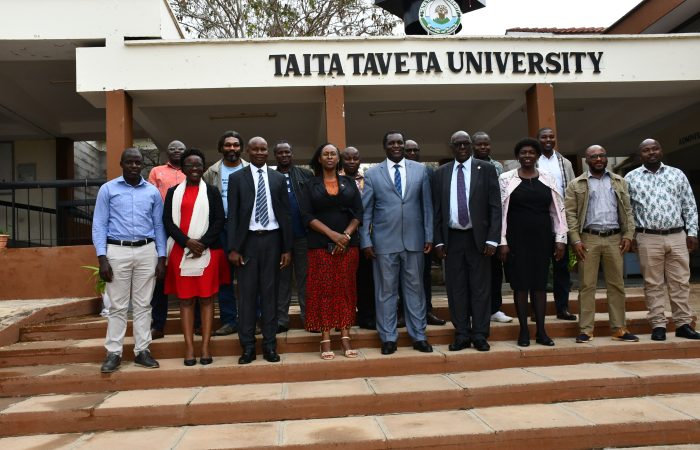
[394, 164, 402, 197]
[255, 169, 269, 227]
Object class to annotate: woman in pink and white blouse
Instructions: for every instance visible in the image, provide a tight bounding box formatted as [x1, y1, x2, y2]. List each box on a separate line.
[498, 137, 568, 348]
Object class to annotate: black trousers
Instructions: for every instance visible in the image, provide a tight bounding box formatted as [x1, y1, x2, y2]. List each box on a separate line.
[445, 229, 491, 340]
[237, 230, 281, 352]
[355, 252, 376, 324]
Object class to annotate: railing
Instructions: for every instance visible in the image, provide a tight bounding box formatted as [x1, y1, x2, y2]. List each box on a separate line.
[0, 179, 105, 247]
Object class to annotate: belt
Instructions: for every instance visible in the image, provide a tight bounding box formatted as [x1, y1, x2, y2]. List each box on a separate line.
[582, 228, 620, 237]
[248, 229, 279, 236]
[107, 238, 154, 247]
[635, 227, 684, 235]
[448, 228, 472, 233]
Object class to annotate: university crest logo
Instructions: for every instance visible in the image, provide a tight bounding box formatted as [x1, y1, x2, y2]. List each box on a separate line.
[419, 0, 461, 35]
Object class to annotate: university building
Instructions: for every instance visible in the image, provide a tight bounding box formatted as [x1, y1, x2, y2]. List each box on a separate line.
[0, 0, 698, 297]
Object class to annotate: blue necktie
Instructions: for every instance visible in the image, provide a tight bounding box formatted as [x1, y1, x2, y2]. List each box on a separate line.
[394, 164, 402, 197]
[457, 164, 470, 227]
[255, 169, 269, 227]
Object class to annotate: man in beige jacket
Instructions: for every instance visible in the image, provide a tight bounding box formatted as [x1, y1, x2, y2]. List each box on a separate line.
[565, 145, 638, 343]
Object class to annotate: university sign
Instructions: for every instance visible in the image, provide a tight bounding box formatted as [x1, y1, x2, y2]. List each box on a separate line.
[269, 51, 604, 77]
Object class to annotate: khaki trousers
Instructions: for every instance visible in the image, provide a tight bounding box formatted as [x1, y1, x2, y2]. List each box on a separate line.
[637, 231, 693, 328]
[578, 233, 627, 335]
[104, 242, 157, 356]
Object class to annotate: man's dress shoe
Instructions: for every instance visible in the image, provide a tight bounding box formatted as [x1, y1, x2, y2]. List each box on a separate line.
[238, 349, 256, 364]
[263, 349, 281, 363]
[381, 341, 397, 355]
[412, 340, 433, 353]
[100, 353, 121, 373]
[556, 310, 577, 321]
[651, 327, 666, 341]
[426, 312, 447, 326]
[675, 324, 700, 340]
[473, 339, 491, 352]
[448, 339, 471, 351]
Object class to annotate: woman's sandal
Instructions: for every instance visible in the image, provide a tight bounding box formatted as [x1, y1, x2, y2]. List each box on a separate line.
[341, 336, 358, 358]
[320, 339, 335, 360]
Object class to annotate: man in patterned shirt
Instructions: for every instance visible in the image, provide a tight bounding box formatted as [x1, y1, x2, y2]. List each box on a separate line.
[625, 138, 699, 341]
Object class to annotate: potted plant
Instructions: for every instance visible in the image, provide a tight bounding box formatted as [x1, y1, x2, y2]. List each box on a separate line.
[82, 265, 110, 317]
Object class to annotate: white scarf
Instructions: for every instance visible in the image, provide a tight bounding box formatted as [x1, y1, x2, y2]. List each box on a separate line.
[166, 180, 211, 276]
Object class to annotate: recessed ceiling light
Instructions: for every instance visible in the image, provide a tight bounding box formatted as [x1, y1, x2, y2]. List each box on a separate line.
[209, 113, 277, 120]
[369, 109, 436, 117]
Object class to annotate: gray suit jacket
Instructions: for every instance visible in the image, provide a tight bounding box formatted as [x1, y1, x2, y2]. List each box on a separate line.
[432, 159, 501, 252]
[360, 159, 433, 254]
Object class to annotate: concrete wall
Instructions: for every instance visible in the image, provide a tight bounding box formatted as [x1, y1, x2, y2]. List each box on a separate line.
[0, 0, 175, 40]
[0, 245, 96, 300]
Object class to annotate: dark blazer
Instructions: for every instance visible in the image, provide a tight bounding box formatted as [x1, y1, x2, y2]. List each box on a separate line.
[226, 165, 293, 253]
[163, 183, 225, 250]
[280, 165, 313, 197]
[299, 175, 363, 249]
[433, 159, 501, 252]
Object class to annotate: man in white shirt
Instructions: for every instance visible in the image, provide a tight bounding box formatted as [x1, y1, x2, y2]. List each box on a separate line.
[537, 127, 577, 321]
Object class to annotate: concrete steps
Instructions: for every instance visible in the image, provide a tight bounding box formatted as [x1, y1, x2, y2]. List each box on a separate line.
[0, 310, 669, 368]
[3, 337, 700, 397]
[1, 357, 699, 437]
[17, 292, 648, 342]
[2, 286, 700, 448]
[1, 394, 700, 449]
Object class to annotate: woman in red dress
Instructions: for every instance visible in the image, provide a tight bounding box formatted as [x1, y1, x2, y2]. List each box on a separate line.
[163, 149, 229, 366]
[300, 143, 363, 360]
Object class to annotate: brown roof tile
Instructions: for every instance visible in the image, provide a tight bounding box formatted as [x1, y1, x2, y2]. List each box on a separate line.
[505, 27, 606, 34]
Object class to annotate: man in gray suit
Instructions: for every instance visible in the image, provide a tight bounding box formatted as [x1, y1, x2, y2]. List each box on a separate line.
[433, 131, 501, 352]
[360, 131, 434, 355]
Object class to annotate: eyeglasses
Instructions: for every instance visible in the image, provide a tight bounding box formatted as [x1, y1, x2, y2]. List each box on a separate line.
[587, 154, 607, 160]
[451, 141, 471, 148]
[405, 148, 420, 153]
[183, 163, 204, 169]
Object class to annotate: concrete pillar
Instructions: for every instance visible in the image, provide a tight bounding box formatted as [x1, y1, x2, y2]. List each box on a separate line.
[106, 90, 133, 180]
[324, 86, 346, 149]
[526, 83, 557, 139]
[55, 138, 74, 245]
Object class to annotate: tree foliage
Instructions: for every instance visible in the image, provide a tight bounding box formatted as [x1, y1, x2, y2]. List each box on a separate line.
[169, 0, 400, 38]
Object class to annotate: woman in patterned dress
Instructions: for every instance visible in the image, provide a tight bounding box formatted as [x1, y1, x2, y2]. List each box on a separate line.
[300, 143, 363, 360]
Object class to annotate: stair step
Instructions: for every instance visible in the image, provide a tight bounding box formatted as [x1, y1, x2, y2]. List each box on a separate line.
[1, 358, 699, 436]
[17, 293, 648, 342]
[2, 338, 700, 397]
[1, 310, 670, 368]
[1, 393, 699, 448]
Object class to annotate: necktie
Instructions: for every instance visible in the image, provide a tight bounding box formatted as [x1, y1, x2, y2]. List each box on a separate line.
[255, 169, 269, 227]
[457, 163, 470, 227]
[394, 164, 402, 197]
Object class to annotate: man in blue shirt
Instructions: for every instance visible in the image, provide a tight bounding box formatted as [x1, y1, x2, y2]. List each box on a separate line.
[92, 148, 167, 373]
[203, 130, 248, 336]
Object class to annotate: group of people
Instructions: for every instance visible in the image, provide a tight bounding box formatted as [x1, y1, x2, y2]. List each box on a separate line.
[91, 126, 699, 373]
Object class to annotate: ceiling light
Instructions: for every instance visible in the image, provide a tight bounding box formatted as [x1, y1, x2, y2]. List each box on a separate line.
[209, 112, 277, 120]
[369, 109, 436, 117]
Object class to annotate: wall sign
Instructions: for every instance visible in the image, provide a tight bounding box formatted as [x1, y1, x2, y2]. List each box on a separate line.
[269, 51, 604, 77]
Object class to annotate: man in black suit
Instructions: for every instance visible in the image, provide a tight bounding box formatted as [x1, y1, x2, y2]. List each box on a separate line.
[227, 137, 292, 364]
[433, 131, 501, 352]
